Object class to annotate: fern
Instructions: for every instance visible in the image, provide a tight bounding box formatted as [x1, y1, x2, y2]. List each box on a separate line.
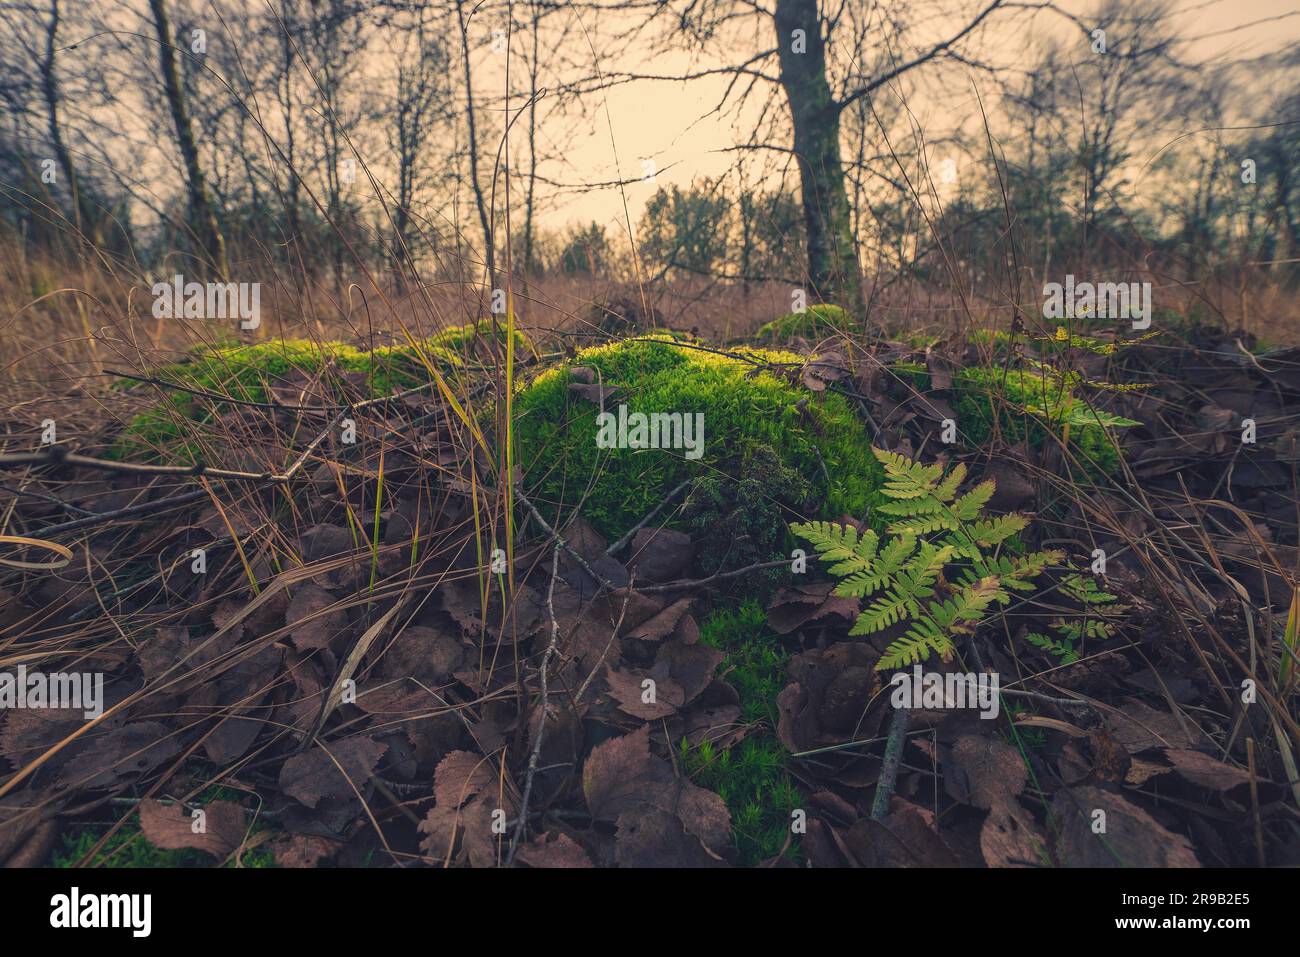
[1025, 631, 1080, 664]
[1024, 573, 1127, 662]
[792, 448, 1062, 671]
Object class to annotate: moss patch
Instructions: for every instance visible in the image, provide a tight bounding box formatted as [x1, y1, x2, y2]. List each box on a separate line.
[116, 320, 531, 461]
[514, 336, 884, 541]
[892, 362, 1126, 475]
[756, 304, 849, 343]
[683, 598, 801, 866]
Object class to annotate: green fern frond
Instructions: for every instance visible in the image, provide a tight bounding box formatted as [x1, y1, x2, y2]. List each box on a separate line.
[886, 513, 957, 536]
[951, 480, 996, 520]
[963, 514, 1030, 548]
[1025, 631, 1079, 663]
[872, 447, 944, 499]
[878, 632, 943, 670]
[790, 449, 1098, 673]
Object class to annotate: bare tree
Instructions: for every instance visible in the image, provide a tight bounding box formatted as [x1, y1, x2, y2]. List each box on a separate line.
[570, 0, 1025, 315]
[147, 0, 228, 275]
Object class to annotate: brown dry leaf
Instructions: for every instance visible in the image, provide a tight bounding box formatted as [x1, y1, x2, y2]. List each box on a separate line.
[614, 805, 727, 867]
[279, 736, 388, 808]
[1052, 785, 1200, 867]
[943, 732, 1047, 867]
[272, 833, 342, 868]
[376, 624, 463, 685]
[67, 721, 182, 791]
[583, 725, 673, 819]
[138, 799, 246, 859]
[285, 583, 347, 652]
[516, 832, 593, 868]
[1159, 748, 1253, 792]
[842, 800, 958, 867]
[766, 582, 860, 635]
[624, 595, 693, 643]
[656, 640, 724, 704]
[1088, 729, 1132, 784]
[981, 804, 1048, 868]
[419, 750, 513, 868]
[626, 528, 695, 582]
[582, 725, 730, 853]
[1104, 698, 1208, 752]
[944, 733, 1028, 810]
[1124, 756, 1169, 787]
[604, 664, 683, 719]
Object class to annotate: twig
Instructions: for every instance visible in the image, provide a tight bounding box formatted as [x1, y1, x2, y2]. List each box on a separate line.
[870, 704, 911, 820]
[605, 480, 692, 557]
[574, 573, 637, 703]
[513, 487, 617, 593]
[635, 558, 789, 592]
[506, 543, 562, 865]
[34, 487, 213, 537]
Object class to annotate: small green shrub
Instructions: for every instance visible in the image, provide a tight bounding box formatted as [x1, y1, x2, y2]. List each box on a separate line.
[514, 335, 884, 540]
[755, 304, 849, 343]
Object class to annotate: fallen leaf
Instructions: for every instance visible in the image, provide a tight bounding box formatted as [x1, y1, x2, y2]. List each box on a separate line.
[279, 736, 388, 808]
[138, 799, 246, 859]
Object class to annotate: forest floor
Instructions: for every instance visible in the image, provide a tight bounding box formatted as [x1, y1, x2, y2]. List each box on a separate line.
[1, 302, 1298, 869]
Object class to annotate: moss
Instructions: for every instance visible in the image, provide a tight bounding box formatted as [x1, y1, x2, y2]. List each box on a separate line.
[890, 361, 1124, 475]
[681, 445, 810, 593]
[952, 366, 1123, 475]
[755, 304, 849, 343]
[514, 335, 884, 542]
[684, 598, 801, 866]
[116, 320, 532, 461]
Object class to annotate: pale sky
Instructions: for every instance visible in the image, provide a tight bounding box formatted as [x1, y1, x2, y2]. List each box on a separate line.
[523, 0, 1300, 231]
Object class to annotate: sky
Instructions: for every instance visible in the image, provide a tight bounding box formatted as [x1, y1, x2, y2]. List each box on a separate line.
[518, 0, 1300, 231]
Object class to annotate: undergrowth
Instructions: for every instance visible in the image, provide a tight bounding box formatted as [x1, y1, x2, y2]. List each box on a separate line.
[891, 359, 1138, 475]
[755, 303, 849, 343]
[115, 320, 532, 461]
[684, 598, 801, 866]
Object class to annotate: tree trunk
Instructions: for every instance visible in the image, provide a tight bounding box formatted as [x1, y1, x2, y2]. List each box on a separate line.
[456, 0, 496, 289]
[147, 0, 228, 276]
[774, 0, 862, 313]
[39, 0, 98, 245]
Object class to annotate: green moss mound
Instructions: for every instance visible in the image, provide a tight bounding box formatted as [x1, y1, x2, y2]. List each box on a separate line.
[684, 598, 801, 866]
[892, 362, 1125, 475]
[117, 320, 532, 460]
[756, 304, 849, 343]
[514, 336, 884, 540]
